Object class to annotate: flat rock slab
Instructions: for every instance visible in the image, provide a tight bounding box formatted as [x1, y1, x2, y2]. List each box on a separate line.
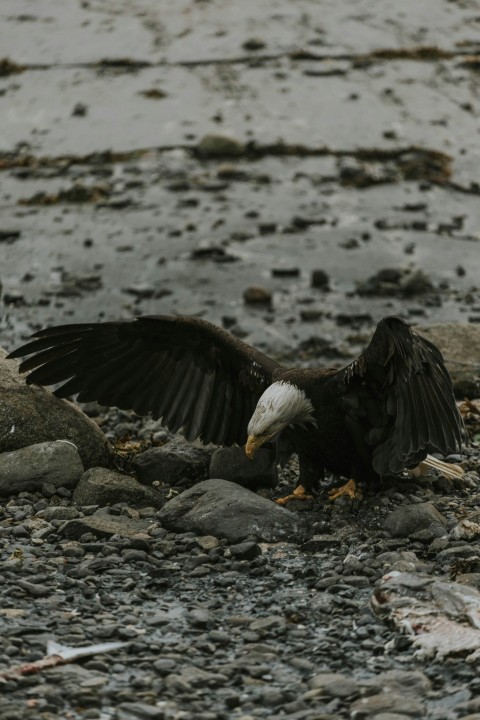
[0, 440, 84, 495]
[59, 509, 155, 540]
[158, 478, 306, 543]
[73, 467, 164, 508]
[0, 349, 109, 469]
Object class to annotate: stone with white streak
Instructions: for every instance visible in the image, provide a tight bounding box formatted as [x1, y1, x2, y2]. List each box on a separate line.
[0, 348, 109, 468]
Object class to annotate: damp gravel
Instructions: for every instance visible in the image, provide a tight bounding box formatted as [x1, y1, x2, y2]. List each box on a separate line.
[1, 445, 480, 719]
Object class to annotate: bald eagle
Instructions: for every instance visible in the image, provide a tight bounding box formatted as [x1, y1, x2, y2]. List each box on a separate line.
[8, 315, 463, 502]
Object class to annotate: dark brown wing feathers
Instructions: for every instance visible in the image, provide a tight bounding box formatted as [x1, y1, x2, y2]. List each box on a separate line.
[9, 314, 462, 475]
[333, 316, 463, 475]
[8, 315, 280, 447]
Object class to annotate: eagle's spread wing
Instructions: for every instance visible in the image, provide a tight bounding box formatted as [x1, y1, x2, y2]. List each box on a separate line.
[8, 316, 280, 446]
[329, 316, 463, 476]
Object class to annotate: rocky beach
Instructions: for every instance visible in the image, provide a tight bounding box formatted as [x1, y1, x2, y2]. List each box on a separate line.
[1, 1, 480, 719]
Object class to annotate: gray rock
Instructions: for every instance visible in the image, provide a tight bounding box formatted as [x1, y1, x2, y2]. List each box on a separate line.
[117, 702, 165, 720]
[361, 669, 431, 696]
[73, 467, 164, 508]
[308, 672, 358, 698]
[249, 615, 285, 632]
[59, 508, 155, 540]
[196, 535, 220, 550]
[370, 715, 416, 720]
[311, 269, 330, 290]
[436, 544, 480, 562]
[196, 133, 245, 158]
[132, 439, 211, 486]
[158, 478, 306, 543]
[0, 441, 84, 495]
[0, 349, 108, 468]
[384, 502, 447, 538]
[242, 37, 266, 51]
[209, 446, 277, 488]
[37, 506, 83, 521]
[61, 541, 85, 557]
[186, 608, 212, 627]
[401, 269, 435, 296]
[356, 267, 434, 298]
[456, 573, 480, 590]
[350, 692, 424, 718]
[243, 286, 272, 305]
[409, 525, 446, 542]
[301, 534, 340, 551]
[226, 541, 262, 560]
[16, 580, 51, 598]
[376, 550, 421, 571]
[456, 701, 480, 716]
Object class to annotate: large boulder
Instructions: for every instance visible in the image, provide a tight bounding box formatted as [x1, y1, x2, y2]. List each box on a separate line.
[158, 478, 307, 543]
[415, 323, 480, 398]
[0, 348, 109, 468]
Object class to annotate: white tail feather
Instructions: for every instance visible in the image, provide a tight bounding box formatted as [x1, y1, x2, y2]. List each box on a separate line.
[409, 454, 464, 481]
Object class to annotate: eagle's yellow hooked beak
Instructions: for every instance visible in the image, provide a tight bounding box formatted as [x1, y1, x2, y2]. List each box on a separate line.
[245, 434, 267, 459]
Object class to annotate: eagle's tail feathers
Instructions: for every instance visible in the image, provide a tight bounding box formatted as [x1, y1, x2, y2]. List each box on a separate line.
[410, 454, 464, 480]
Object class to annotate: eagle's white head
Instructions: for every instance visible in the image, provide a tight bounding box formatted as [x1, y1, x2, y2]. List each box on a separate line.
[245, 381, 316, 458]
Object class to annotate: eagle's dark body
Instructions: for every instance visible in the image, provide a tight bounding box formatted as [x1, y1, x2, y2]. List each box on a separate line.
[8, 315, 463, 496]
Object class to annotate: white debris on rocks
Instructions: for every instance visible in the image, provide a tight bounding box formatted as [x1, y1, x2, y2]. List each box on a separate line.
[450, 513, 480, 541]
[372, 571, 480, 660]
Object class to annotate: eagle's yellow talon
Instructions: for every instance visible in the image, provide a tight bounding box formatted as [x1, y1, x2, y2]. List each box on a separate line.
[276, 484, 314, 505]
[328, 478, 362, 502]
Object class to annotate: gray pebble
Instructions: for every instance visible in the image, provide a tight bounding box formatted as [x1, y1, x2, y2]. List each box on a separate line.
[226, 542, 262, 560]
[308, 671, 358, 698]
[11, 525, 28, 537]
[117, 702, 166, 719]
[350, 693, 424, 717]
[187, 608, 213, 627]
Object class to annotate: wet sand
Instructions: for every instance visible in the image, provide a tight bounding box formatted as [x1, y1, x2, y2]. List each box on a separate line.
[1, 0, 480, 359]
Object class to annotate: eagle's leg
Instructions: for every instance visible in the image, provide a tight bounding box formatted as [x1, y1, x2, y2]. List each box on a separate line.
[275, 455, 319, 505]
[328, 478, 363, 502]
